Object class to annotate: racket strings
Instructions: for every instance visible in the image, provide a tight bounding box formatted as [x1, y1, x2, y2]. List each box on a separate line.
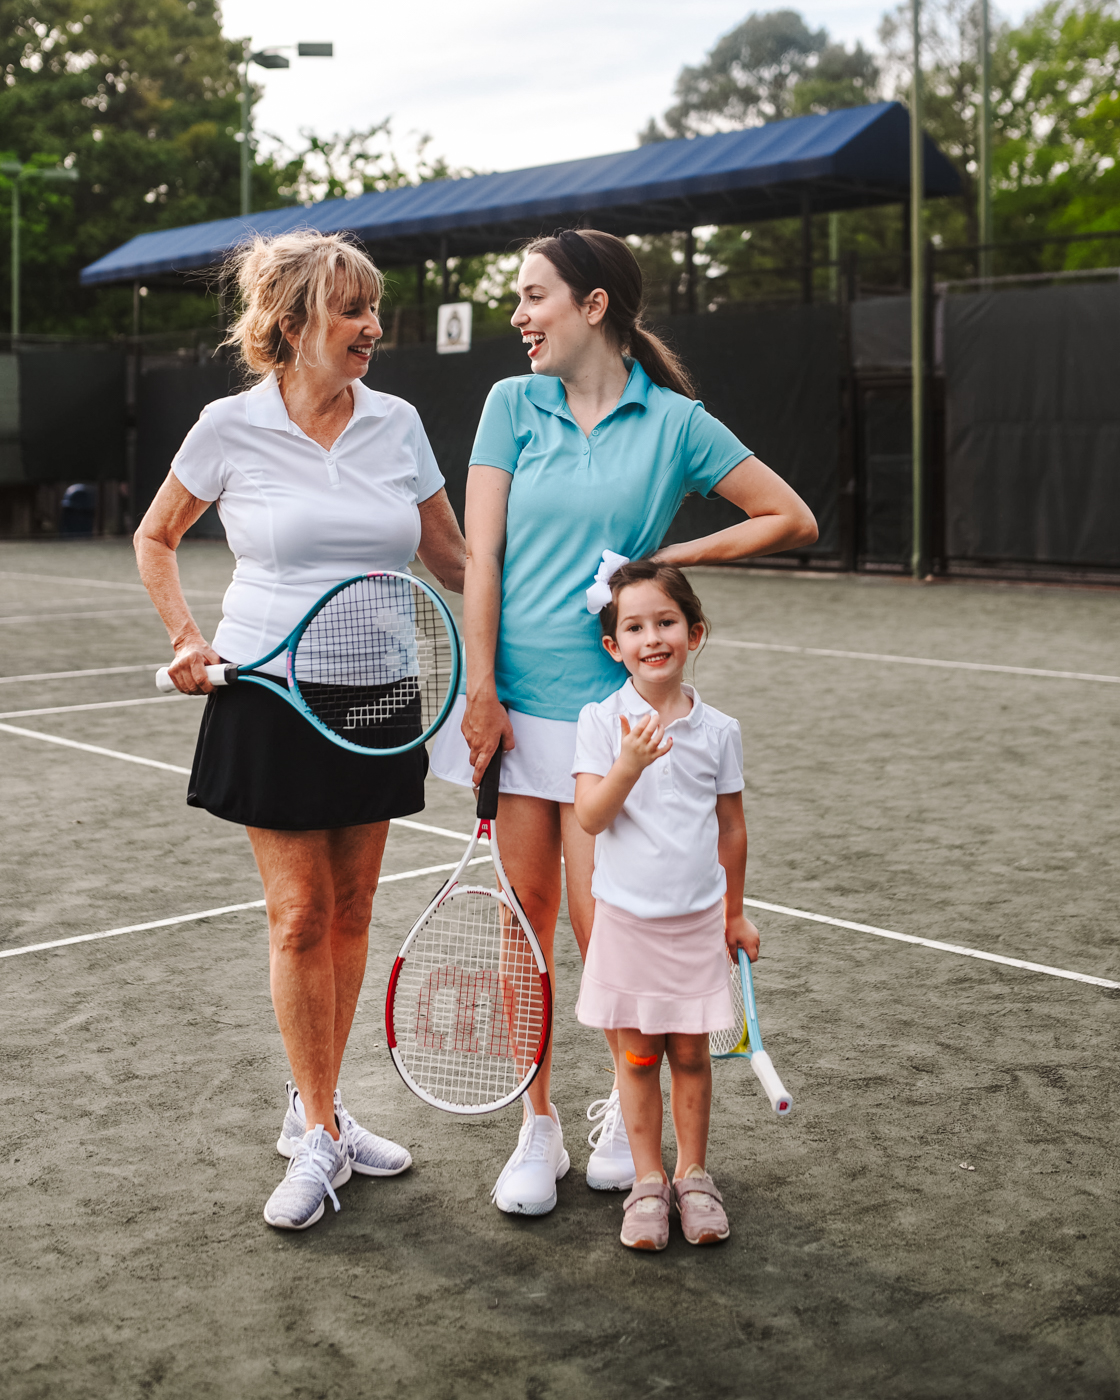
[709, 952, 748, 1058]
[292, 575, 454, 747]
[392, 888, 547, 1110]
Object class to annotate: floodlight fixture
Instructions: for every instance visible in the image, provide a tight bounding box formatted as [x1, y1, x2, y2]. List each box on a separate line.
[240, 41, 333, 216]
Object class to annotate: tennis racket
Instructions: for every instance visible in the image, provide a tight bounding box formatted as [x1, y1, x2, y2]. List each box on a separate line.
[385, 747, 552, 1114]
[154, 570, 460, 756]
[710, 947, 793, 1116]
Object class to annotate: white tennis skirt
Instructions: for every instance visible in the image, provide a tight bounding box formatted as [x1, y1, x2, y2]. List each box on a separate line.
[430, 695, 578, 803]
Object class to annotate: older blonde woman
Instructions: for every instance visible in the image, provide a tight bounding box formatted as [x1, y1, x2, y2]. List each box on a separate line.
[135, 231, 465, 1230]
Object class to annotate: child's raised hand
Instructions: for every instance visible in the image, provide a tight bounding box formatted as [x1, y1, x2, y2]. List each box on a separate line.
[725, 912, 760, 963]
[618, 713, 672, 775]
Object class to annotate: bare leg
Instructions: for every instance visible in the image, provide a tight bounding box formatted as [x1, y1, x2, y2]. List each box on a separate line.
[560, 804, 620, 1080]
[665, 1033, 713, 1179]
[615, 1030, 668, 1182]
[248, 822, 389, 1140]
[494, 793, 561, 1117]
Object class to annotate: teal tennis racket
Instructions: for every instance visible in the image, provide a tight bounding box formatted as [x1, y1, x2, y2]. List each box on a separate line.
[710, 948, 793, 1116]
[155, 570, 460, 756]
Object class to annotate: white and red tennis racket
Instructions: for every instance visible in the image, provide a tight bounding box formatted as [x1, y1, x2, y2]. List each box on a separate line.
[385, 748, 552, 1114]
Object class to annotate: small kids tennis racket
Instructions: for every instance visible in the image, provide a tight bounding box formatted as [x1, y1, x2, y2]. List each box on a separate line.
[385, 748, 552, 1115]
[155, 570, 460, 756]
[710, 947, 793, 1116]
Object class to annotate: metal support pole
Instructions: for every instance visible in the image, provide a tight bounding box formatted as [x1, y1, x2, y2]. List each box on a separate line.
[800, 191, 813, 303]
[10, 177, 19, 340]
[910, 0, 926, 581]
[240, 43, 251, 218]
[829, 211, 840, 302]
[683, 230, 694, 313]
[978, 0, 993, 280]
[440, 237, 450, 302]
[416, 261, 426, 342]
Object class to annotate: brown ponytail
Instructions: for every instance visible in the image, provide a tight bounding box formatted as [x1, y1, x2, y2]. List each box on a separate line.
[524, 229, 697, 400]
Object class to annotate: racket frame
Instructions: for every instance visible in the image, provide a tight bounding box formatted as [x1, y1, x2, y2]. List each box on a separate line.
[156, 570, 460, 757]
[385, 753, 552, 1115]
[711, 948, 793, 1116]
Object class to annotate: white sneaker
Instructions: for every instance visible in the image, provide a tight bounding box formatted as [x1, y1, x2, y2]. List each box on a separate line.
[278, 1082, 412, 1177]
[585, 1089, 635, 1191]
[491, 1100, 570, 1216]
[263, 1124, 351, 1231]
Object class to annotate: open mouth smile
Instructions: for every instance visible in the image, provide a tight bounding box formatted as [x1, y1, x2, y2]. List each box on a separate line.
[522, 332, 545, 357]
[348, 343, 373, 359]
[641, 651, 672, 666]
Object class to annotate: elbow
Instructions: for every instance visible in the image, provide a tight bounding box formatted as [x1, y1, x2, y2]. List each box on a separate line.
[793, 508, 818, 549]
[572, 802, 602, 838]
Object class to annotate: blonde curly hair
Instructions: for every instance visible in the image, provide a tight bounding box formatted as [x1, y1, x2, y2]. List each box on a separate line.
[220, 230, 384, 380]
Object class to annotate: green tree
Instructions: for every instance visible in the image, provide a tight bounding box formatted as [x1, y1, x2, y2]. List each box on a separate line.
[0, 0, 296, 335]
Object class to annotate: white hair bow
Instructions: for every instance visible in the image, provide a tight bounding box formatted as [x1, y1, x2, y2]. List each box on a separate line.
[585, 550, 631, 614]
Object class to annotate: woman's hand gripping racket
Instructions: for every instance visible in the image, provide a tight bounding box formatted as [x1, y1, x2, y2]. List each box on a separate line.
[710, 948, 793, 1116]
[385, 748, 552, 1114]
[155, 570, 460, 756]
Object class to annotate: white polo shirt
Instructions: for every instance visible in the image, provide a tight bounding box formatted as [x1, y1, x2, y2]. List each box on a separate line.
[171, 374, 444, 676]
[572, 679, 744, 920]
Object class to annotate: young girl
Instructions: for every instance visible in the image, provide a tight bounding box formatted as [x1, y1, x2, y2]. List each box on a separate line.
[572, 558, 759, 1251]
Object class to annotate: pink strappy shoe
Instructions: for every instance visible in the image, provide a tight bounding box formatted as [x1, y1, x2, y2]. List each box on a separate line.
[620, 1178, 671, 1251]
[671, 1171, 730, 1245]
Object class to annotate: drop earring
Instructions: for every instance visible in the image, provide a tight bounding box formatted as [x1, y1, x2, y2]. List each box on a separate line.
[294, 348, 301, 370]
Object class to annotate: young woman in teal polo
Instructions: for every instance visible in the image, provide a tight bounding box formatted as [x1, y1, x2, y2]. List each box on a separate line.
[430, 228, 818, 1214]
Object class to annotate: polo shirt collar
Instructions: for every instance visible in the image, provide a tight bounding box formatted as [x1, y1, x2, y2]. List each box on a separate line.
[523, 359, 652, 420]
[618, 677, 703, 727]
[244, 373, 388, 431]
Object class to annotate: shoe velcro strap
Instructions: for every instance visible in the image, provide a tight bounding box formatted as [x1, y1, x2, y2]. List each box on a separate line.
[623, 1181, 670, 1209]
[672, 1177, 723, 1205]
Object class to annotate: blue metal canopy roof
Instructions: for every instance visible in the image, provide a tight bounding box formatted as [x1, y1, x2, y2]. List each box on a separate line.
[80, 102, 960, 287]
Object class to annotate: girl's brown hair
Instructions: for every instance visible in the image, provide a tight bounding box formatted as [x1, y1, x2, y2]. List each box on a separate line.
[524, 229, 697, 400]
[220, 230, 384, 382]
[598, 559, 709, 647]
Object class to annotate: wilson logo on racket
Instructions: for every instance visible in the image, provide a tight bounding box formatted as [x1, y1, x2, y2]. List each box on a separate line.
[414, 965, 519, 1058]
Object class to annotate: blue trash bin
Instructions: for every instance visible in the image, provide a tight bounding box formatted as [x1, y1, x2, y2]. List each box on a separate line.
[60, 483, 97, 536]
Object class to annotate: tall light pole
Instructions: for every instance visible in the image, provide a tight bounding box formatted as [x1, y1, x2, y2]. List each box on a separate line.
[910, 0, 925, 581]
[978, 0, 993, 279]
[2, 162, 80, 339]
[239, 41, 333, 218]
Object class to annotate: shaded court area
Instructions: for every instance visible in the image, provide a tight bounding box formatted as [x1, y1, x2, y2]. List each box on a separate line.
[1, 539, 1118, 1399]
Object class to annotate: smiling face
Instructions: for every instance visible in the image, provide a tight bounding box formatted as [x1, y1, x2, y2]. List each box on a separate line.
[284, 291, 382, 386]
[603, 579, 704, 688]
[510, 251, 607, 377]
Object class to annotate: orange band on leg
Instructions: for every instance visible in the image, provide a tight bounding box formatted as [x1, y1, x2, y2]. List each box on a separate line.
[625, 1050, 658, 1067]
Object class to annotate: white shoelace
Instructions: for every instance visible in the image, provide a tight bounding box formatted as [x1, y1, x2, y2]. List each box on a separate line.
[586, 1093, 627, 1151]
[490, 1101, 557, 1202]
[287, 1130, 342, 1213]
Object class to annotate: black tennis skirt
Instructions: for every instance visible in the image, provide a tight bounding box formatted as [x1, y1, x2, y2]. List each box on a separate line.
[187, 674, 428, 830]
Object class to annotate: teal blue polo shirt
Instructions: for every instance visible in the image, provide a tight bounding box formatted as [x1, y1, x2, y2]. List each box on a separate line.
[469, 361, 751, 721]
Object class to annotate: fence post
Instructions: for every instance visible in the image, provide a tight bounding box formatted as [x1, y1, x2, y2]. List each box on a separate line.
[837, 251, 858, 572]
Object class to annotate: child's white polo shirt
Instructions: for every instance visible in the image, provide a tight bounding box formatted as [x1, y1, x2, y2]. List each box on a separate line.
[572, 679, 744, 920]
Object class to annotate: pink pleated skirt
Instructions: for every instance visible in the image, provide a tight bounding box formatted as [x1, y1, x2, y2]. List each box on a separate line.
[576, 898, 736, 1036]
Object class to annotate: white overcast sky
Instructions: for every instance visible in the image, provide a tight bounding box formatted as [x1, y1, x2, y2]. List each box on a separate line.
[220, 0, 1032, 176]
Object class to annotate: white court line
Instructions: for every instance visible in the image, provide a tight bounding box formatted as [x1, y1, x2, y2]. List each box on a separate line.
[0, 570, 222, 601]
[3, 719, 1114, 991]
[710, 638, 1120, 685]
[0, 663, 163, 685]
[0, 723, 192, 774]
[0, 695, 189, 721]
[0, 608, 162, 625]
[0, 857, 493, 960]
[742, 897, 1120, 991]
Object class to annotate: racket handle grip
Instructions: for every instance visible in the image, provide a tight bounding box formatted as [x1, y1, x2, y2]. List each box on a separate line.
[155, 663, 234, 694]
[477, 746, 503, 820]
[750, 1050, 793, 1116]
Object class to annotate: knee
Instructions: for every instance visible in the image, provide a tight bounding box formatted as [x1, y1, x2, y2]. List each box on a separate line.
[667, 1037, 710, 1075]
[331, 887, 375, 940]
[269, 902, 331, 956]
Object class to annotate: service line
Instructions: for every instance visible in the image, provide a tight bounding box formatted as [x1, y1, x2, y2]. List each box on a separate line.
[0, 857, 493, 960]
[2, 721, 1116, 990]
[710, 638, 1120, 685]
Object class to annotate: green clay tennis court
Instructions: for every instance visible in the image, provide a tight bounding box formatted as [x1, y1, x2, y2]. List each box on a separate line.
[2, 538, 1117, 1399]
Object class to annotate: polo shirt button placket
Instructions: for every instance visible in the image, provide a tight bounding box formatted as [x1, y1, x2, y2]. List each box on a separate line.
[324, 454, 340, 487]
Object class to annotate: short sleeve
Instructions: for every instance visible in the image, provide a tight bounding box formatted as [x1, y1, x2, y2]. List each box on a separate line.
[715, 718, 745, 794]
[170, 406, 226, 503]
[572, 703, 616, 778]
[410, 408, 445, 503]
[468, 382, 523, 475]
[682, 403, 752, 498]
